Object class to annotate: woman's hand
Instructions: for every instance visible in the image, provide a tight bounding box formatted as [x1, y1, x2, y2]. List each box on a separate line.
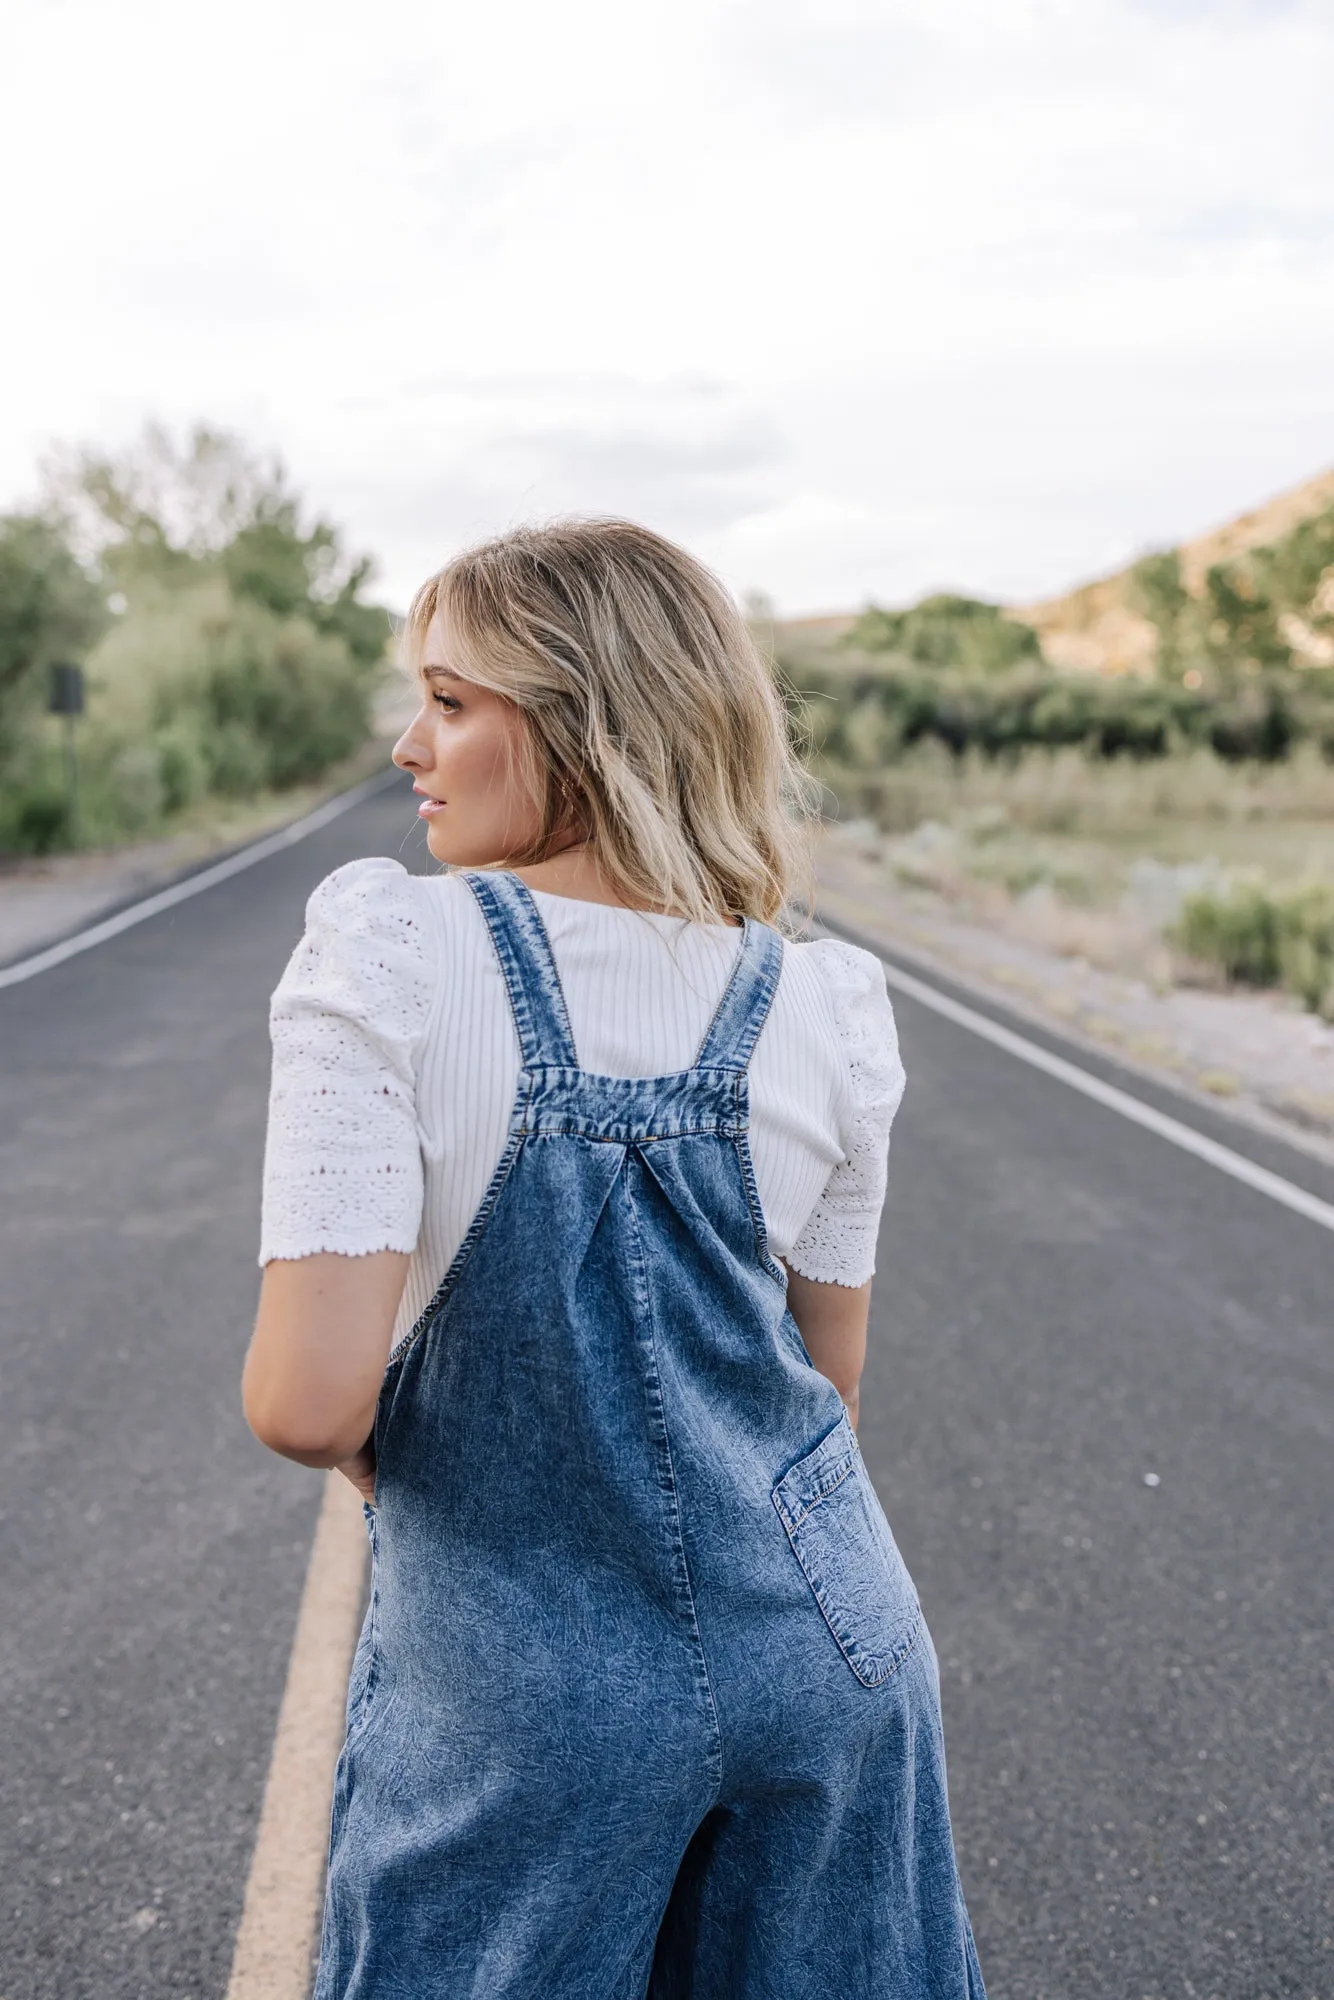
[335, 1436, 378, 1506]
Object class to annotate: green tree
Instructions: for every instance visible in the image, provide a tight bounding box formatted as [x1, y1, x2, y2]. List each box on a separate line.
[1248, 503, 1334, 663]
[1198, 559, 1289, 679]
[0, 512, 108, 852]
[223, 513, 387, 666]
[46, 422, 389, 656]
[1128, 550, 1196, 682]
[843, 593, 1043, 673]
[0, 511, 107, 719]
[0, 421, 392, 854]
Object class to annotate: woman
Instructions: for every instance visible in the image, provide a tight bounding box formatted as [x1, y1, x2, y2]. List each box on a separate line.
[243, 519, 986, 1997]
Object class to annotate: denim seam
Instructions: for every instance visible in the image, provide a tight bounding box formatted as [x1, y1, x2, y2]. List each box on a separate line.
[771, 1427, 924, 1687]
[511, 877, 580, 1064]
[774, 1453, 858, 1533]
[333, 1554, 404, 1781]
[519, 1064, 748, 1142]
[731, 1102, 787, 1284]
[521, 1125, 744, 1144]
[336, 1655, 402, 1767]
[492, 913, 546, 1069]
[692, 920, 784, 1072]
[624, 1152, 726, 1797]
[342, 1512, 383, 1735]
[523, 1062, 748, 1086]
[802, 1552, 921, 1687]
[773, 1489, 923, 1687]
[463, 871, 579, 1067]
[690, 921, 754, 1068]
[386, 1076, 532, 1367]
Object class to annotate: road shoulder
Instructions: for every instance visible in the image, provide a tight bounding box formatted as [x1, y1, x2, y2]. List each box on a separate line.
[0, 742, 401, 970]
[817, 826, 1334, 1171]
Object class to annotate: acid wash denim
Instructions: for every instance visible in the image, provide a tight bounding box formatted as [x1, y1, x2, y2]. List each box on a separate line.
[314, 870, 987, 2000]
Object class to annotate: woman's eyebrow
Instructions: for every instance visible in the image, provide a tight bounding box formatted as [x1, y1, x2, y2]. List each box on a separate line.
[421, 663, 464, 681]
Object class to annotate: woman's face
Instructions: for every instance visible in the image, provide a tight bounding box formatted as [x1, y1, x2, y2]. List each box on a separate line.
[391, 612, 547, 867]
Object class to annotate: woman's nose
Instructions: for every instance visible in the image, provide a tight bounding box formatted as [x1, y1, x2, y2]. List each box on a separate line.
[392, 724, 425, 771]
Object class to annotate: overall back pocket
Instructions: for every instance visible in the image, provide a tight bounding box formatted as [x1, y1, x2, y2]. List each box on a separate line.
[772, 1413, 922, 1688]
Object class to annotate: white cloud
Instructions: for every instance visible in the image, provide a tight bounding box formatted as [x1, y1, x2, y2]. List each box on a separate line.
[1, 0, 1331, 611]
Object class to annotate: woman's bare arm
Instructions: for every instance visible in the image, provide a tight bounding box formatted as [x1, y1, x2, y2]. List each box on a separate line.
[244, 1252, 869, 1478]
[242, 1251, 410, 1468]
[783, 1267, 872, 1430]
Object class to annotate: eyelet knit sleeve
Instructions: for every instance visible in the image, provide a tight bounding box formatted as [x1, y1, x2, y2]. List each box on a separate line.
[258, 858, 437, 1264]
[785, 940, 906, 1288]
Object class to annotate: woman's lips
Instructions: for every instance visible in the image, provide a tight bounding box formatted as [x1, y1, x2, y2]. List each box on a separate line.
[416, 796, 446, 817]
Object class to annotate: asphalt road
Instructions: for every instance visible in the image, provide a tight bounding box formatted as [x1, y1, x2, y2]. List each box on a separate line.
[1, 772, 1330, 2000]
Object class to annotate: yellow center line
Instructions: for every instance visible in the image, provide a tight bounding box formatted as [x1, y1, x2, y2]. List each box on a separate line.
[225, 1475, 369, 2000]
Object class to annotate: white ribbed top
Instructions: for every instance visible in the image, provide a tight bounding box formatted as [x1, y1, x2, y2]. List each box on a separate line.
[259, 859, 906, 1349]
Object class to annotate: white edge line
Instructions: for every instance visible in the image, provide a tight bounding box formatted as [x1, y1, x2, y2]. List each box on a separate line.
[867, 950, 1334, 1237]
[0, 768, 401, 992]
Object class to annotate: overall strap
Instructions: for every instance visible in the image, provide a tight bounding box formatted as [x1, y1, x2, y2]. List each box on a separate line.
[462, 872, 580, 1070]
[693, 920, 784, 1074]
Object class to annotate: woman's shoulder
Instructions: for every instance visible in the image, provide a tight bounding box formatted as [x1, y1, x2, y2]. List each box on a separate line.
[300, 856, 484, 949]
[302, 854, 428, 932]
[278, 859, 461, 1035]
[778, 931, 904, 1105]
[780, 931, 892, 1025]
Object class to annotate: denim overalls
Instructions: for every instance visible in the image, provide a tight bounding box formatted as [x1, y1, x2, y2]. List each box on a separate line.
[315, 871, 986, 1999]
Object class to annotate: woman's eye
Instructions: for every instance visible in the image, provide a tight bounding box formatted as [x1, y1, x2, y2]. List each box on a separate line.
[432, 692, 461, 713]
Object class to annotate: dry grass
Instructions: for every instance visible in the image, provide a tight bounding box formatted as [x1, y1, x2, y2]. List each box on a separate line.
[831, 740, 1334, 845]
[825, 742, 1334, 986]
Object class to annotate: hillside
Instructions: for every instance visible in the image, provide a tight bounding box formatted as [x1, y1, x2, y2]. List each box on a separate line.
[1012, 467, 1334, 677]
[775, 465, 1334, 678]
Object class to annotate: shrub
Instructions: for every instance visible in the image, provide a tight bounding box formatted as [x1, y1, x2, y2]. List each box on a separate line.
[843, 593, 1043, 673]
[1277, 886, 1334, 1015]
[1171, 882, 1334, 1015]
[779, 647, 1330, 774]
[0, 512, 107, 722]
[153, 721, 208, 812]
[202, 721, 268, 797]
[106, 743, 165, 831]
[1207, 682, 1296, 763]
[6, 784, 71, 856]
[1172, 885, 1282, 986]
[0, 512, 109, 853]
[194, 603, 371, 788]
[0, 423, 391, 855]
[1126, 504, 1334, 682]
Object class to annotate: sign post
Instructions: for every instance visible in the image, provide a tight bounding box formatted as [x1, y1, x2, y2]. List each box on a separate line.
[48, 662, 85, 846]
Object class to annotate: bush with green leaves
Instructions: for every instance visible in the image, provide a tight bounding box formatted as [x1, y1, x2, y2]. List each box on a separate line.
[783, 648, 1329, 776]
[1171, 883, 1283, 987]
[0, 510, 111, 849]
[1171, 881, 1334, 1016]
[0, 424, 390, 854]
[842, 593, 1043, 674]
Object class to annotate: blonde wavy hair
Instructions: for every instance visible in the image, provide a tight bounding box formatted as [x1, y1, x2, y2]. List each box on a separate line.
[403, 518, 815, 928]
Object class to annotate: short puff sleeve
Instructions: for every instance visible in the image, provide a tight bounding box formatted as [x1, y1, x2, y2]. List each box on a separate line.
[258, 857, 437, 1263]
[785, 940, 906, 1287]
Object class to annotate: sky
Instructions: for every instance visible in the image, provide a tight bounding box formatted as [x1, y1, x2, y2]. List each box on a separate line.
[3, 0, 1333, 615]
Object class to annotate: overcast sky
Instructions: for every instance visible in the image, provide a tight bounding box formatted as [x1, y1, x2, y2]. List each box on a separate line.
[3, 0, 1333, 614]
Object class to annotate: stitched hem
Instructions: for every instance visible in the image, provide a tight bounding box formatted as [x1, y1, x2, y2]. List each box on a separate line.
[783, 1252, 876, 1288]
